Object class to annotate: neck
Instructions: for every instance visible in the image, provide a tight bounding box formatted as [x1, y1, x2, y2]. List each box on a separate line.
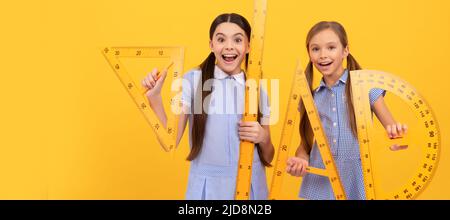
[226, 68, 242, 76]
[218, 65, 242, 76]
[323, 67, 345, 87]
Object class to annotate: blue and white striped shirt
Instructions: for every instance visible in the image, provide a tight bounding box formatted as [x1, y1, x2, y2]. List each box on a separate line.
[299, 69, 385, 200]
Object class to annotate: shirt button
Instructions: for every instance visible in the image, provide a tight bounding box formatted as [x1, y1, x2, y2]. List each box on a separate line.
[333, 122, 337, 127]
[332, 107, 336, 112]
[331, 93, 335, 97]
[333, 139, 337, 143]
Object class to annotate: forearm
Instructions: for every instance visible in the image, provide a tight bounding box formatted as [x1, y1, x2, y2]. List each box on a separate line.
[259, 126, 275, 163]
[295, 142, 310, 161]
[148, 95, 167, 128]
[373, 97, 396, 128]
[176, 107, 189, 147]
[259, 140, 274, 164]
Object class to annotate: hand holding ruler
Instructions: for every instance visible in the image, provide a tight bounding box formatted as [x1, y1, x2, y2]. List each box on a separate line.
[103, 47, 184, 152]
[269, 66, 440, 200]
[235, 0, 268, 200]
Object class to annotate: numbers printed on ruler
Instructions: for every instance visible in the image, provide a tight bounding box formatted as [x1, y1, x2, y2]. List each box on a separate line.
[101, 5, 440, 201]
[269, 62, 346, 200]
[234, 0, 268, 200]
[351, 70, 440, 200]
[269, 68, 440, 200]
[103, 47, 185, 152]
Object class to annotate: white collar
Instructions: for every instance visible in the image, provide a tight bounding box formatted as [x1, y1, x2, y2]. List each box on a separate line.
[213, 65, 245, 85]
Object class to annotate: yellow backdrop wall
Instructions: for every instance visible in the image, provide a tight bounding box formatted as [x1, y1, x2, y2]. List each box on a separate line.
[0, 0, 448, 199]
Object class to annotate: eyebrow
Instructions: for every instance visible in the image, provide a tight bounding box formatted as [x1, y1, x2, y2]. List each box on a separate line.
[215, 32, 245, 37]
[310, 41, 339, 47]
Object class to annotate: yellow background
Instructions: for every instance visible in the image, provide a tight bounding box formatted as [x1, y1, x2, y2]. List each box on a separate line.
[1, 0, 449, 199]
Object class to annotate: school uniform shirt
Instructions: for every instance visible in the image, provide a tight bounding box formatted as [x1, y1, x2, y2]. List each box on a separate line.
[181, 65, 271, 200]
[299, 69, 385, 200]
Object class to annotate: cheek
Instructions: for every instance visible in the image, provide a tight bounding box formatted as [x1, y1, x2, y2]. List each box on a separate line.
[212, 45, 221, 53]
[333, 50, 346, 61]
[211, 41, 224, 51]
[211, 47, 223, 58]
[309, 53, 319, 63]
[335, 55, 346, 65]
[237, 44, 248, 54]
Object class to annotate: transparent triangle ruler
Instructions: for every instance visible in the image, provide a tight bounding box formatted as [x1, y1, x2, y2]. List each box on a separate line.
[269, 67, 440, 200]
[102, 47, 184, 152]
[269, 62, 346, 200]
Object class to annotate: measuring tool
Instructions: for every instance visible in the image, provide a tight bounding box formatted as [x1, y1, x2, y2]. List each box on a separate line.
[141, 61, 174, 95]
[269, 62, 346, 200]
[351, 70, 440, 199]
[235, 0, 268, 200]
[102, 47, 184, 152]
[269, 67, 440, 200]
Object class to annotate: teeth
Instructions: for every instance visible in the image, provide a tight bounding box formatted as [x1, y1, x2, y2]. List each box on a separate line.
[222, 54, 238, 62]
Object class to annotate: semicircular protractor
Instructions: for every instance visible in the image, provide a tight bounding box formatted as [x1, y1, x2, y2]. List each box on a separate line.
[351, 70, 440, 200]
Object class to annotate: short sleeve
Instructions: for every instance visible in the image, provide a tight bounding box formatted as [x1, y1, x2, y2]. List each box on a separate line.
[181, 70, 197, 108]
[259, 87, 270, 118]
[369, 88, 386, 107]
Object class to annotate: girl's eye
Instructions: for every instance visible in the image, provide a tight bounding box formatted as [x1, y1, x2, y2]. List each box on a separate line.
[311, 47, 319, 52]
[234, 38, 242, 43]
[328, 46, 336, 50]
[217, 38, 225, 43]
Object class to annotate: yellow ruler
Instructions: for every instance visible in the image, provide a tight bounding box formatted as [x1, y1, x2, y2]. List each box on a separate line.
[269, 62, 346, 200]
[102, 47, 184, 152]
[235, 0, 268, 200]
[269, 67, 440, 200]
[351, 70, 440, 200]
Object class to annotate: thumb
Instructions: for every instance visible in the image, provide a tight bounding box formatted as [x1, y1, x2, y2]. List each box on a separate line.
[155, 68, 168, 87]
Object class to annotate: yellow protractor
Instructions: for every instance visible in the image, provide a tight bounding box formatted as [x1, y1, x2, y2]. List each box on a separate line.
[102, 47, 184, 152]
[269, 62, 346, 200]
[235, 0, 267, 200]
[351, 70, 440, 200]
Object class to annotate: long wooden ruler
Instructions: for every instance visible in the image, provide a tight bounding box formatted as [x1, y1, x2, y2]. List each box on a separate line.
[235, 0, 268, 200]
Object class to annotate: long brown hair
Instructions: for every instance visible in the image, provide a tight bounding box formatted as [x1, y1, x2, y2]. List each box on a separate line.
[187, 13, 271, 166]
[300, 21, 362, 153]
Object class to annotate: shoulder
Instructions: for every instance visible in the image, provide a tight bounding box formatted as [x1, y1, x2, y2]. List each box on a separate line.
[182, 68, 201, 80]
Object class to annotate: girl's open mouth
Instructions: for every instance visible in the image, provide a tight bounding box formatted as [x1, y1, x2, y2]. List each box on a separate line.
[318, 61, 333, 67]
[222, 54, 238, 63]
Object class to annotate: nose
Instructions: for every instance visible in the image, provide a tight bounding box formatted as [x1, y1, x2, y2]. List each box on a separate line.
[225, 40, 234, 51]
[319, 50, 327, 60]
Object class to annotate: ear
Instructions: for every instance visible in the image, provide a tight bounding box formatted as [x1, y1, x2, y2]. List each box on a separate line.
[209, 40, 213, 51]
[246, 42, 251, 54]
[343, 45, 350, 58]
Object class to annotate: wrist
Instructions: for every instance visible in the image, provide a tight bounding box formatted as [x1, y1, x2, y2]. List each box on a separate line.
[259, 131, 270, 146]
[148, 94, 162, 106]
[297, 154, 309, 162]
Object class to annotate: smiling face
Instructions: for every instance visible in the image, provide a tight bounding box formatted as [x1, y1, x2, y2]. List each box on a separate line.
[210, 22, 250, 75]
[308, 29, 349, 79]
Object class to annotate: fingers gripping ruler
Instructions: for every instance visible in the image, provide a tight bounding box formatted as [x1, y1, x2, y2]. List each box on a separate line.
[269, 63, 346, 200]
[235, 0, 267, 200]
[269, 67, 440, 200]
[102, 47, 184, 152]
[351, 70, 440, 200]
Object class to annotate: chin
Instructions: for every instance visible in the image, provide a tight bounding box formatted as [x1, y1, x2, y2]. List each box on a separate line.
[321, 69, 334, 76]
[218, 63, 241, 74]
[316, 65, 339, 77]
